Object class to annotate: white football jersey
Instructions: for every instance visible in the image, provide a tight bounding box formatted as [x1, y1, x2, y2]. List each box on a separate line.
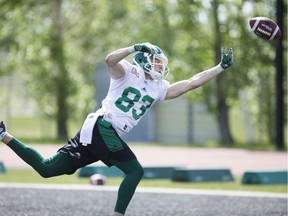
[99, 59, 170, 136]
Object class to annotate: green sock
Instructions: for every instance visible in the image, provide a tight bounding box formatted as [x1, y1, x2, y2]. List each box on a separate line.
[7, 137, 75, 177]
[110, 159, 144, 214]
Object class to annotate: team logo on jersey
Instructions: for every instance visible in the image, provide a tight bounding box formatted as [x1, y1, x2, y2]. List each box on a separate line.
[131, 67, 139, 78]
[141, 87, 147, 92]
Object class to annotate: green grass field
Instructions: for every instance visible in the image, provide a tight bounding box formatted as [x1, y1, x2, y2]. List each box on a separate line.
[0, 169, 286, 194]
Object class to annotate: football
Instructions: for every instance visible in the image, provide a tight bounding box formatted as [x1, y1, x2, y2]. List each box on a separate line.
[249, 17, 282, 40]
[90, 174, 107, 185]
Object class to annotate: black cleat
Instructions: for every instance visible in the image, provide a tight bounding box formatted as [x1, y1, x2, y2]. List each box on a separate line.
[0, 121, 7, 141]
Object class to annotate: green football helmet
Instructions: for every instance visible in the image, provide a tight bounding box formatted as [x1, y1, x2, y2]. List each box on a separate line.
[133, 45, 170, 80]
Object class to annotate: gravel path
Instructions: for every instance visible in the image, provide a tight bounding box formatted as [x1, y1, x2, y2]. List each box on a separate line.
[0, 183, 287, 216]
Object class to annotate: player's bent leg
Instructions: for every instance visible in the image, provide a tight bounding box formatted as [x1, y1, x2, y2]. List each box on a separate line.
[6, 137, 75, 178]
[110, 158, 144, 215]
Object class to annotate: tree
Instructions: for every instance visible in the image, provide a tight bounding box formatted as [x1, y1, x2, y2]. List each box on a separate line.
[0, 1, 20, 77]
[2, 1, 95, 139]
[212, 0, 234, 144]
[275, 0, 285, 150]
[49, 0, 70, 138]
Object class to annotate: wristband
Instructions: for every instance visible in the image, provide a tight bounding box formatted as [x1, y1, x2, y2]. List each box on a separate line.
[0, 132, 7, 141]
[127, 46, 135, 53]
[216, 64, 225, 73]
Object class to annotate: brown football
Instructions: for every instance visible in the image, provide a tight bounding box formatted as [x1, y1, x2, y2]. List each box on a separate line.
[249, 17, 282, 40]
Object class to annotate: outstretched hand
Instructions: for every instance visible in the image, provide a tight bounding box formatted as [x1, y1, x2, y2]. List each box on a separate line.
[134, 42, 156, 54]
[220, 47, 234, 70]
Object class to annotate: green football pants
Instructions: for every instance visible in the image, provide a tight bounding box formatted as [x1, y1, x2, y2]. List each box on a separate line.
[7, 137, 75, 177]
[7, 137, 144, 214]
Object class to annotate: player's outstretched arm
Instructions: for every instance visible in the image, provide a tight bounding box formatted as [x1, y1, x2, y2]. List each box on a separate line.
[165, 47, 233, 100]
[105, 42, 156, 80]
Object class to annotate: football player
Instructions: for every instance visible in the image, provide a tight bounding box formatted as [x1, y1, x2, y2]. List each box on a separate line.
[0, 42, 233, 216]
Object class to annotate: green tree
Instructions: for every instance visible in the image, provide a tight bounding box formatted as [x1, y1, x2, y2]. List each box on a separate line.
[220, 0, 286, 146]
[50, 0, 70, 138]
[212, 0, 234, 144]
[1, 1, 96, 139]
[275, 0, 286, 150]
[0, 1, 20, 77]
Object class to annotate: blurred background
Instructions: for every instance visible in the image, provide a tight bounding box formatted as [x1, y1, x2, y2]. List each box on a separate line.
[0, 0, 286, 149]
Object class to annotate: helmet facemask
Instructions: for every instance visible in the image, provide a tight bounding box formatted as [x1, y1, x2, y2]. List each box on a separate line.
[133, 47, 170, 80]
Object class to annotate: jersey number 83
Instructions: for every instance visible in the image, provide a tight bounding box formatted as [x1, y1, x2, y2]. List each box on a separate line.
[115, 86, 155, 120]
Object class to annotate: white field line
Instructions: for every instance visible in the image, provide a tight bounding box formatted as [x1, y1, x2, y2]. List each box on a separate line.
[0, 182, 286, 199]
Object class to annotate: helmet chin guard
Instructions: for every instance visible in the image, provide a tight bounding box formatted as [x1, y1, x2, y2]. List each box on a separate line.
[133, 46, 169, 80]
